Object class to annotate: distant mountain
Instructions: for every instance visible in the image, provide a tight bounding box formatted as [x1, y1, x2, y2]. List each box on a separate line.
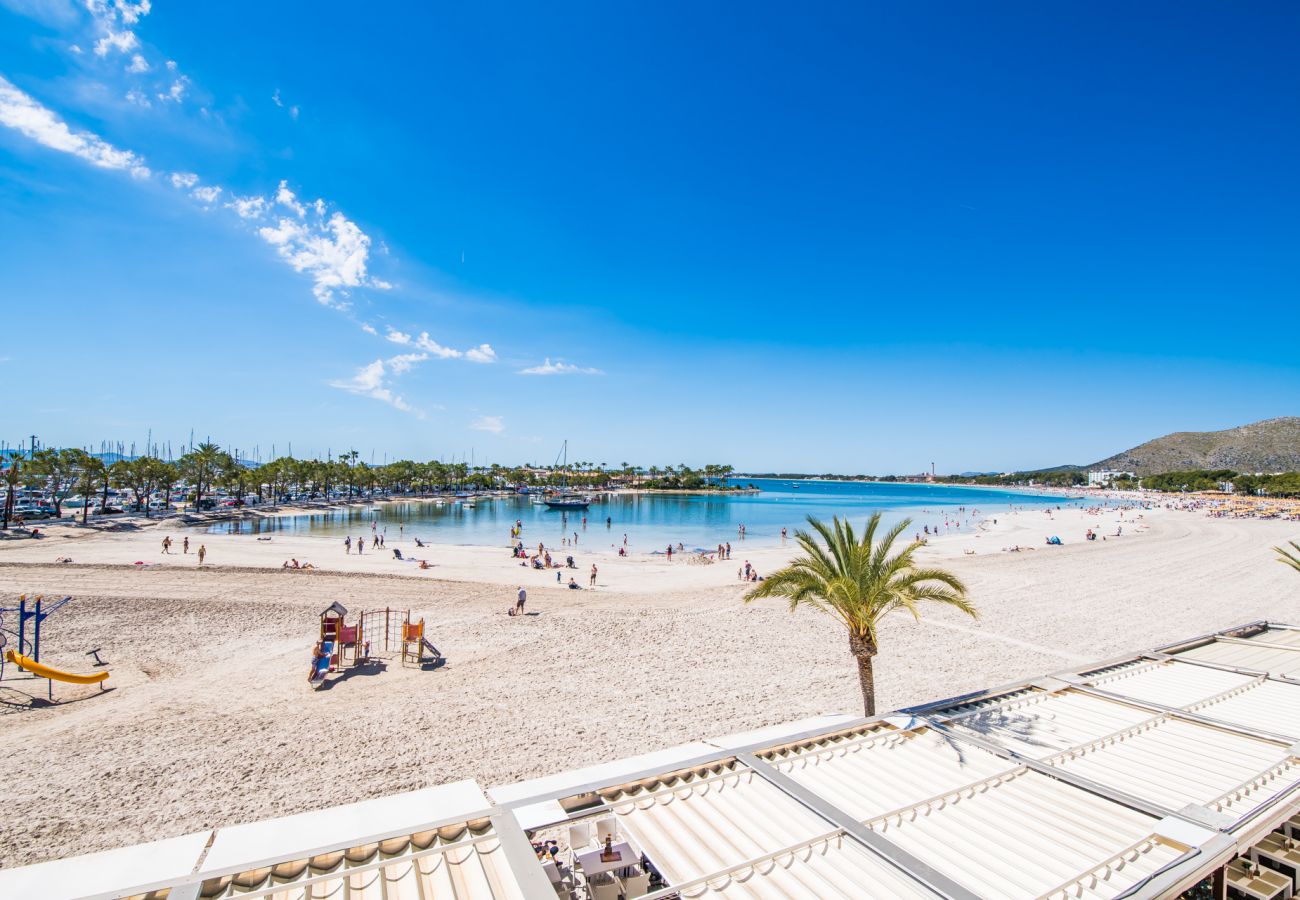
[1092, 417, 1300, 475]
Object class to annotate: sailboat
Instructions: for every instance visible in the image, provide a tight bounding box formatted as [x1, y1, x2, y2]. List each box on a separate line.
[544, 441, 590, 510]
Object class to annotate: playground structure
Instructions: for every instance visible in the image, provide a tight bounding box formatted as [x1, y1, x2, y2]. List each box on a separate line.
[309, 603, 441, 688]
[401, 618, 441, 667]
[0, 595, 111, 702]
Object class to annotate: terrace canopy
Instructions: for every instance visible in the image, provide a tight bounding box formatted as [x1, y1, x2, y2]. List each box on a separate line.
[9, 622, 1300, 899]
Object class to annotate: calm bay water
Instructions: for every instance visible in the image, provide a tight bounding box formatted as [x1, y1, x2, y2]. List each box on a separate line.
[205, 479, 1078, 551]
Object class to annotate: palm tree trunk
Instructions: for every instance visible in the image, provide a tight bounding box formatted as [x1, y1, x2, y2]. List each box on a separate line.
[849, 633, 878, 717]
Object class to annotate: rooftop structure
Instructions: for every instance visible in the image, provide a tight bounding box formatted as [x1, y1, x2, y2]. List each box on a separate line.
[7, 622, 1300, 899]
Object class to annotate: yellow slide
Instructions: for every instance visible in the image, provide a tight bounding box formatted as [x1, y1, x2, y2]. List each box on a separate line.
[5, 650, 109, 685]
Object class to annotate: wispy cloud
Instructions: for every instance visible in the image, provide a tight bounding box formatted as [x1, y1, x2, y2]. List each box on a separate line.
[94, 28, 137, 57]
[1, 8, 503, 417]
[158, 76, 188, 103]
[190, 184, 221, 204]
[0, 75, 389, 312]
[469, 415, 504, 434]
[0, 75, 150, 177]
[227, 195, 267, 219]
[257, 208, 386, 308]
[329, 356, 419, 415]
[271, 88, 299, 120]
[385, 327, 496, 363]
[518, 357, 603, 375]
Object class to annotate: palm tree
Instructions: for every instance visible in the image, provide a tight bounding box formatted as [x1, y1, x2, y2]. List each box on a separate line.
[745, 513, 976, 716]
[75, 452, 104, 524]
[178, 442, 226, 511]
[2, 457, 20, 529]
[1278, 541, 1300, 575]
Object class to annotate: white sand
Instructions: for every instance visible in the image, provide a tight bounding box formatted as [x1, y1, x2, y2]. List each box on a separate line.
[0, 504, 1296, 867]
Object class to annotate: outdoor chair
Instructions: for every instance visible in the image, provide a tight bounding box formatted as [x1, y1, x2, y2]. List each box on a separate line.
[595, 817, 617, 845]
[568, 822, 593, 853]
[620, 870, 650, 898]
[587, 873, 619, 900]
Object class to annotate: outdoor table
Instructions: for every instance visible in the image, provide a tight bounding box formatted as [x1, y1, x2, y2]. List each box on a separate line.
[1251, 834, 1300, 892]
[1227, 858, 1291, 900]
[575, 841, 639, 878]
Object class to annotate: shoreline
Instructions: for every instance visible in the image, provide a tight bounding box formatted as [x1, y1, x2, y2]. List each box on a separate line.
[0, 502, 1184, 593]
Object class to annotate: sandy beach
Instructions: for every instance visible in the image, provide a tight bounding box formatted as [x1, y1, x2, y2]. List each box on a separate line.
[0, 503, 1297, 868]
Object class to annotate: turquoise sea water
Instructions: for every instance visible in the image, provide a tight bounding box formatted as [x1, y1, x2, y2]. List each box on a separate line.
[205, 479, 1078, 551]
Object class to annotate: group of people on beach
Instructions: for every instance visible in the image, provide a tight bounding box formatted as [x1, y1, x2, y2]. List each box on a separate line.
[161, 535, 205, 565]
[343, 533, 386, 553]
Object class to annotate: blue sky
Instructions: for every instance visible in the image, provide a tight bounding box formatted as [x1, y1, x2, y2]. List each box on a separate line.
[1, 1, 1297, 473]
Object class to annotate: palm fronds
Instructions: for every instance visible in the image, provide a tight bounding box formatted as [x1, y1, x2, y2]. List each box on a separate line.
[746, 512, 974, 638]
[1278, 541, 1300, 574]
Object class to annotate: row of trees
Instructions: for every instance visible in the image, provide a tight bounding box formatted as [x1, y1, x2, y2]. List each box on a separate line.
[2, 443, 744, 528]
[936, 470, 1090, 488]
[940, 468, 1300, 496]
[1139, 469, 1300, 497]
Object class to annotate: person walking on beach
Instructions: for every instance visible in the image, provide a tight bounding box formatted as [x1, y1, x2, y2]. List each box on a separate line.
[666, 544, 673, 561]
[590, 564, 598, 587]
[183, 536, 190, 554]
[357, 536, 363, 554]
[161, 536, 172, 554]
[344, 535, 352, 554]
[516, 587, 526, 614]
[197, 544, 206, 566]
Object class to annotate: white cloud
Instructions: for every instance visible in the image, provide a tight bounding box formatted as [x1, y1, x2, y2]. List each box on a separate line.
[169, 171, 197, 189]
[69, 43, 83, 54]
[191, 185, 221, 204]
[518, 357, 604, 375]
[386, 352, 427, 374]
[227, 195, 268, 219]
[125, 52, 148, 73]
[114, 1, 152, 25]
[274, 179, 305, 217]
[164, 59, 176, 71]
[158, 76, 187, 103]
[384, 327, 494, 362]
[0, 75, 150, 178]
[360, 323, 377, 335]
[93, 28, 137, 56]
[124, 88, 150, 107]
[328, 355, 426, 415]
[469, 415, 504, 434]
[272, 89, 300, 120]
[256, 208, 385, 308]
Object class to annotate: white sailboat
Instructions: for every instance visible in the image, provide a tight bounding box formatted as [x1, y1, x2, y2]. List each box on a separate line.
[544, 441, 590, 510]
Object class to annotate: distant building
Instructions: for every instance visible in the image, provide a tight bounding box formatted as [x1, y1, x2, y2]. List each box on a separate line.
[1088, 470, 1134, 487]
